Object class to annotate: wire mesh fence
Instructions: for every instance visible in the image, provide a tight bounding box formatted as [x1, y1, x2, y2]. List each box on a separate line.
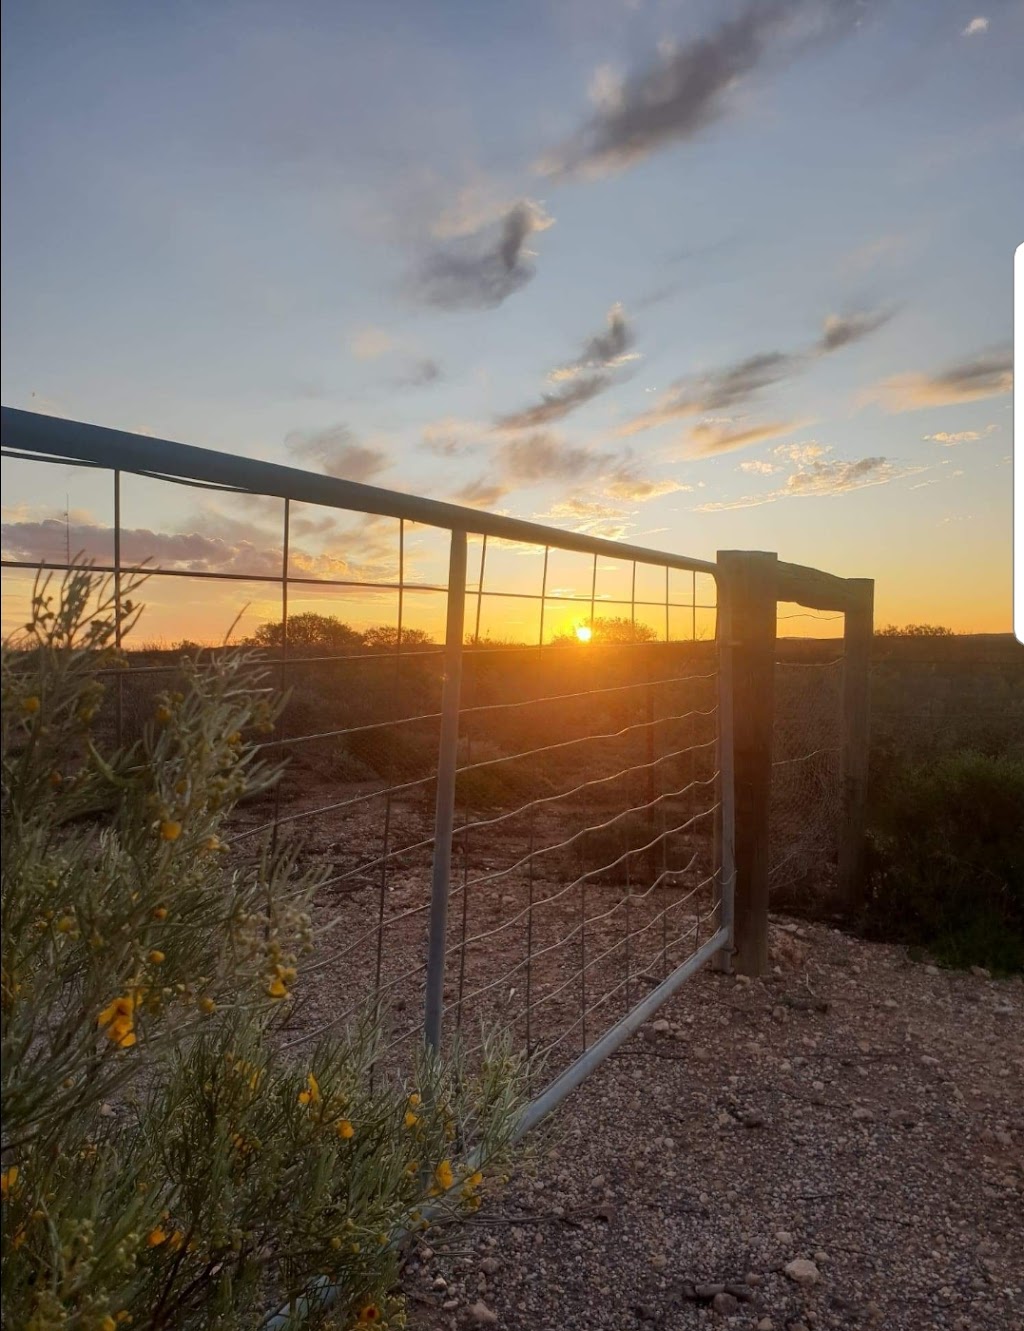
[769, 610, 845, 909]
[0, 410, 730, 1123]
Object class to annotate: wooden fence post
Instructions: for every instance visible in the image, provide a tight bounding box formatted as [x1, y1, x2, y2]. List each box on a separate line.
[838, 578, 874, 913]
[717, 550, 777, 976]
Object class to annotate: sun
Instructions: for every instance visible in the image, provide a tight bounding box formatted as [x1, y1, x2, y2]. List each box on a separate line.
[575, 624, 593, 643]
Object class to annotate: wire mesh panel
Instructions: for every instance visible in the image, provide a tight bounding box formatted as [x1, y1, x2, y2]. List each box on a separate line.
[0, 409, 729, 1125]
[769, 609, 844, 909]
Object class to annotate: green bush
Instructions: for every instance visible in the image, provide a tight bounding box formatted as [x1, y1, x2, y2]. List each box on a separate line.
[1, 568, 524, 1331]
[864, 750, 1024, 972]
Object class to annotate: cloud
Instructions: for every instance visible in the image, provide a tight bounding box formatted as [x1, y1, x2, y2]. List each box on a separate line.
[739, 459, 778, 475]
[497, 433, 610, 484]
[816, 309, 892, 352]
[774, 440, 828, 463]
[546, 496, 625, 521]
[603, 470, 691, 502]
[420, 417, 483, 457]
[549, 303, 637, 382]
[869, 351, 1012, 411]
[537, 0, 854, 180]
[922, 425, 997, 445]
[494, 373, 613, 430]
[697, 451, 922, 511]
[495, 304, 638, 429]
[686, 417, 802, 455]
[620, 308, 890, 437]
[962, 16, 989, 36]
[453, 477, 511, 508]
[413, 200, 554, 310]
[285, 424, 390, 482]
[396, 357, 443, 388]
[621, 352, 797, 434]
[349, 327, 396, 360]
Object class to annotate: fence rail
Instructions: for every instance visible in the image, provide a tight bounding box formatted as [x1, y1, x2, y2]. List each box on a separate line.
[0, 406, 873, 1138]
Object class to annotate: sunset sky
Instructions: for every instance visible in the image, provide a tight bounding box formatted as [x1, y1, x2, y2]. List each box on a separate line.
[1, 0, 1020, 642]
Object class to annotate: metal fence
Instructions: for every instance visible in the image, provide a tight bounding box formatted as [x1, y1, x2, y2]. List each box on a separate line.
[1, 407, 734, 1130]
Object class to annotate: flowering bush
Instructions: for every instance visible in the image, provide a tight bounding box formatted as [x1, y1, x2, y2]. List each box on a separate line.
[1, 568, 524, 1330]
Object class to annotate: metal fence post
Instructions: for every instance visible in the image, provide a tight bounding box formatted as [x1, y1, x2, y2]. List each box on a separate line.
[838, 578, 874, 913]
[424, 530, 468, 1052]
[717, 550, 777, 977]
[712, 567, 737, 972]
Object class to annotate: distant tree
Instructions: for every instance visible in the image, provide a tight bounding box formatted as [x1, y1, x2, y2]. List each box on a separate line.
[248, 612, 362, 650]
[876, 624, 956, 638]
[361, 625, 435, 651]
[550, 616, 659, 645]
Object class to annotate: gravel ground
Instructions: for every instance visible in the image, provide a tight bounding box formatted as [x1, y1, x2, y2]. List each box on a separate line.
[402, 918, 1024, 1331]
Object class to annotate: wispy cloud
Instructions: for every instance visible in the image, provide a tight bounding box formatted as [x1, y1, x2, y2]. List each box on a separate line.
[686, 417, 803, 455]
[922, 424, 998, 445]
[453, 477, 510, 508]
[537, 0, 857, 180]
[497, 432, 610, 484]
[413, 200, 554, 310]
[739, 459, 778, 475]
[285, 424, 390, 482]
[495, 304, 638, 429]
[697, 449, 922, 511]
[621, 308, 889, 439]
[962, 16, 989, 37]
[869, 351, 1012, 411]
[420, 416, 483, 457]
[603, 466, 692, 502]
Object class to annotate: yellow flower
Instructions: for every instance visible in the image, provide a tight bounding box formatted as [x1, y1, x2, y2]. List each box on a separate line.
[159, 821, 182, 842]
[147, 1226, 168, 1247]
[155, 704, 172, 725]
[152, 906, 168, 920]
[266, 976, 289, 999]
[405, 1160, 419, 1176]
[97, 995, 137, 1049]
[22, 696, 40, 715]
[403, 1111, 419, 1129]
[434, 1160, 454, 1192]
[201, 836, 223, 853]
[465, 1170, 483, 1190]
[100, 1318, 117, 1331]
[49, 770, 63, 787]
[168, 1230, 185, 1250]
[357, 1302, 381, 1323]
[199, 997, 216, 1015]
[407, 1092, 421, 1108]
[298, 1072, 321, 1106]
[56, 915, 76, 934]
[1, 1165, 19, 1198]
[147, 950, 165, 965]
[226, 731, 242, 746]
[335, 1118, 355, 1140]
[330, 1235, 342, 1250]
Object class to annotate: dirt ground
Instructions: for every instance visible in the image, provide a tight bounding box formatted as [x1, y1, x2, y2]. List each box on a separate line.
[401, 917, 1024, 1331]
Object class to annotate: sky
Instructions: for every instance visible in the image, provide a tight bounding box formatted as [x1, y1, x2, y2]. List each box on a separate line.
[1, 0, 1021, 643]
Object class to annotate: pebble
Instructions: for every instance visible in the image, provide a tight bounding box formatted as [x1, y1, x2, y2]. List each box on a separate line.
[479, 1257, 501, 1277]
[775, 1229, 794, 1244]
[712, 1291, 739, 1316]
[467, 1300, 498, 1325]
[757, 1321, 775, 1331]
[853, 1106, 875, 1121]
[784, 1257, 820, 1286]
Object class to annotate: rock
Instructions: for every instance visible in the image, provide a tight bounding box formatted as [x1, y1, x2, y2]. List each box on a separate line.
[746, 1273, 763, 1287]
[432, 1276, 448, 1291]
[651, 1253, 668, 1271]
[852, 1106, 875, 1121]
[814, 1250, 829, 1264]
[694, 1283, 725, 1298]
[712, 1291, 739, 1316]
[467, 1300, 498, 1325]
[971, 965, 991, 979]
[757, 1321, 775, 1331]
[784, 1257, 820, 1286]
[590, 1174, 606, 1189]
[921, 1054, 940, 1067]
[742, 1110, 766, 1128]
[479, 1257, 501, 1276]
[651, 1018, 671, 1034]
[775, 1229, 794, 1244]
[925, 964, 939, 975]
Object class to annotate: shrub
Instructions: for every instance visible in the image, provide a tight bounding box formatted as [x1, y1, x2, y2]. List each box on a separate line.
[1, 568, 524, 1330]
[864, 750, 1024, 972]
